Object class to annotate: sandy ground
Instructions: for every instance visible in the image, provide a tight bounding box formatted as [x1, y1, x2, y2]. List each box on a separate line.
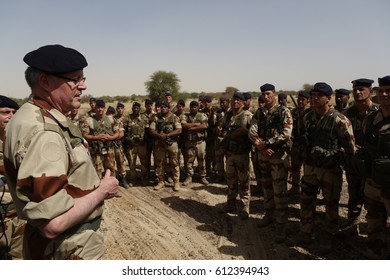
[99, 167, 376, 260]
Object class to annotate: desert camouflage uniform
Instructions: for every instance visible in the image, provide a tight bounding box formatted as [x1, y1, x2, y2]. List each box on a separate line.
[202, 107, 217, 177]
[175, 110, 187, 172]
[67, 111, 83, 131]
[113, 114, 128, 181]
[81, 114, 119, 178]
[300, 108, 355, 235]
[343, 102, 378, 222]
[214, 107, 230, 182]
[221, 109, 253, 216]
[249, 104, 292, 225]
[0, 139, 25, 260]
[122, 113, 149, 184]
[362, 110, 390, 257]
[142, 109, 155, 179]
[4, 100, 104, 259]
[150, 112, 182, 185]
[183, 111, 208, 181]
[290, 106, 311, 191]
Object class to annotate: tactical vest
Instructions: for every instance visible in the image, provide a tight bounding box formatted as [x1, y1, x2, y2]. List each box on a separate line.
[221, 110, 251, 154]
[344, 103, 379, 146]
[124, 114, 147, 144]
[257, 105, 285, 140]
[305, 109, 341, 152]
[156, 113, 176, 135]
[186, 112, 207, 142]
[91, 116, 114, 136]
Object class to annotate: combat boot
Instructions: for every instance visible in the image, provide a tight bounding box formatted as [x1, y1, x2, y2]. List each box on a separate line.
[200, 177, 209, 185]
[173, 182, 181, 192]
[119, 176, 130, 189]
[257, 214, 275, 228]
[238, 204, 250, 220]
[154, 181, 165, 191]
[218, 201, 237, 214]
[182, 177, 192, 186]
[275, 223, 287, 243]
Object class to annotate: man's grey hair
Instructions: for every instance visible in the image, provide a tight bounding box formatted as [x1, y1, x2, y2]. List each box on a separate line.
[24, 67, 41, 89]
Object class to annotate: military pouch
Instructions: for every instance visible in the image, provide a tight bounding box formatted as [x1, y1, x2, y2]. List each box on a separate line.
[371, 159, 390, 187]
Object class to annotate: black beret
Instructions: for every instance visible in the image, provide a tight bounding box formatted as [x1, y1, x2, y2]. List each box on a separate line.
[351, 78, 374, 88]
[278, 93, 287, 99]
[23, 44, 88, 74]
[298, 91, 310, 99]
[190, 101, 199, 107]
[116, 102, 124, 108]
[219, 96, 229, 101]
[165, 91, 172, 97]
[0, 95, 19, 110]
[89, 97, 96, 102]
[161, 100, 170, 107]
[232, 92, 245, 100]
[312, 82, 333, 96]
[258, 95, 265, 102]
[260, 83, 275, 92]
[198, 95, 206, 102]
[243, 92, 252, 100]
[177, 99, 185, 106]
[155, 100, 162, 107]
[106, 106, 115, 114]
[132, 102, 141, 107]
[335, 89, 350, 96]
[145, 99, 153, 105]
[95, 99, 105, 107]
[203, 96, 212, 103]
[378, 76, 390, 87]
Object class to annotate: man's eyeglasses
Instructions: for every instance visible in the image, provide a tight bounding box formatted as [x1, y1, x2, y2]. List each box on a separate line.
[51, 74, 86, 85]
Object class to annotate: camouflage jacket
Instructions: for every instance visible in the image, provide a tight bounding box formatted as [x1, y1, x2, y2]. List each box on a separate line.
[122, 113, 149, 145]
[184, 111, 208, 142]
[4, 100, 103, 259]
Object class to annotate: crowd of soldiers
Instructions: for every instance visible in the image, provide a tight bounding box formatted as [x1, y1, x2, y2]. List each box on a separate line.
[2, 75, 390, 259]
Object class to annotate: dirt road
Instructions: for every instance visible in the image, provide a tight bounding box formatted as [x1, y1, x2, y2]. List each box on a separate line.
[100, 176, 372, 260]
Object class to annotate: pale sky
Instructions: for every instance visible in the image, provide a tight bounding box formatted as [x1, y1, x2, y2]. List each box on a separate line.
[1, 0, 389, 99]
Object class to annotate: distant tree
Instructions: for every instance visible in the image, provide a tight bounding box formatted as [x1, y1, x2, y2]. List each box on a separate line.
[145, 71, 181, 101]
[302, 83, 314, 92]
[225, 86, 239, 96]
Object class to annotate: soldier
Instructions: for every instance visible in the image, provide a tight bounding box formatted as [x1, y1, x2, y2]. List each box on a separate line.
[182, 101, 209, 186]
[4, 44, 118, 259]
[288, 91, 311, 195]
[249, 83, 292, 243]
[360, 75, 390, 258]
[174, 99, 187, 175]
[243, 92, 253, 111]
[82, 99, 122, 180]
[218, 92, 253, 220]
[142, 99, 155, 179]
[113, 102, 129, 188]
[165, 91, 176, 113]
[122, 102, 149, 186]
[291, 82, 355, 252]
[0, 96, 25, 260]
[106, 105, 116, 116]
[339, 79, 378, 236]
[202, 96, 217, 178]
[86, 97, 96, 117]
[214, 96, 230, 183]
[278, 93, 288, 107]
[335, 88, 351, 112]
[149, 100, 182, 191]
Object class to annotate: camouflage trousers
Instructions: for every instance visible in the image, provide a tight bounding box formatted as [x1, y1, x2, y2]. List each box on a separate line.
[214, 138, 225, 176]
[91, 146, 116, 178]
[0, 211, 25, 260]
[364, 178, 390, 254]
[300, 163, 343, 234]
[290, 142, 305, 187]
[114, 145, 127, 177]
[258, 151, 290, 224]
[124, 144, 147, 180]
[154, 141, 180, 183]
[184, 140, 206, 178]
[345, 171, 364, 220]
[225, 152, 251, 210]
[205, 138, 216, 174]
